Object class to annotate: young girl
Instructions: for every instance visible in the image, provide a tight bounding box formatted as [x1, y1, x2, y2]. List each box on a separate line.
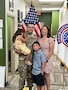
[12, 29, 32, 65]
[32, 41, 46, 90]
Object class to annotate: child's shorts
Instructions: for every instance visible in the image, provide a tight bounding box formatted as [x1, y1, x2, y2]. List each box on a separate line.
[32, 73, 45, 86]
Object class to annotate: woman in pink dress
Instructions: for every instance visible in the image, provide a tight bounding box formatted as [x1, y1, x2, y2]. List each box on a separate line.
[38, 25, 54, 90]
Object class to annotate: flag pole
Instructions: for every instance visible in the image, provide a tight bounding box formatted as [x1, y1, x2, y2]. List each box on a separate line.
[31, 0, 34, 6]
[62, 66, 65, 89]
[62, 2, 68, 88]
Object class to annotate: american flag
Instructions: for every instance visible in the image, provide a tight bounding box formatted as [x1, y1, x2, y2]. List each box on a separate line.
[22, 4, 41, 37]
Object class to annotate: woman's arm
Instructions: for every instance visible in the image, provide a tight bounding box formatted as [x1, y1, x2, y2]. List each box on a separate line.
[41, 62, 46, 75]
[40, 52, 46, 75]
[46, 42, 54, 61]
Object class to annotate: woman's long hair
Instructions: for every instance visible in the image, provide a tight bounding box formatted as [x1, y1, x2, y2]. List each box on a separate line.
[41, 25, 51, 38]
[12, 29, 24, 43]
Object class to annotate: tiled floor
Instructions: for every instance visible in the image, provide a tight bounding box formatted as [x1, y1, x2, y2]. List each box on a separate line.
[0, 55, 68, 90]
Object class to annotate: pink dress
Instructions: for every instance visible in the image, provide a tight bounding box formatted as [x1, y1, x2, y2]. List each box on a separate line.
[38, 37, 54, 73]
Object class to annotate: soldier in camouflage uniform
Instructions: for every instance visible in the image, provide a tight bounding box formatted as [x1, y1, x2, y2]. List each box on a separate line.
[26, 23, 37, 90]
[17, 23, 37, 90]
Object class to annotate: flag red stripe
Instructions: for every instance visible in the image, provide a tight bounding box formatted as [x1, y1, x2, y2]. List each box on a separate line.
[22, 22, 27, 32]
[37, 22, 41, 30]
[22, 25, 26, 32]
[34, 28, 40, 37]
[35, 23, 41, 37]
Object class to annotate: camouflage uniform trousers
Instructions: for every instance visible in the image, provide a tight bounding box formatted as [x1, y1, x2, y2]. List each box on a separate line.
[18, 60, 33, 90]
[27, 65, 33, 90]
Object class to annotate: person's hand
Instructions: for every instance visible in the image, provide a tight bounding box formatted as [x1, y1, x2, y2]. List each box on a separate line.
[41, 72, 44, 75]
[15, 49, 22, 54]
[16, 35, 22, 40]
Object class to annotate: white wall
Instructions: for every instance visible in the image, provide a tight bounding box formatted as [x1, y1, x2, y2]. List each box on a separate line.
[6, 0, 29, 30]
[59, 0, 67, 25]
[5, 0, 29, 82]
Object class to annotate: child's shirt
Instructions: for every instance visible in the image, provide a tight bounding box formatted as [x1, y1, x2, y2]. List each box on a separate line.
[32, 49, 46, 75]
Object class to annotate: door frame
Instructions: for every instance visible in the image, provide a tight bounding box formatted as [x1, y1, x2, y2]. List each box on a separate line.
[6, 14, 15, 82]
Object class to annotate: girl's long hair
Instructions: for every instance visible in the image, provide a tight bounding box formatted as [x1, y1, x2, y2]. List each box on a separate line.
[12, 29, 24, 43]
[41, 25, 51, 38]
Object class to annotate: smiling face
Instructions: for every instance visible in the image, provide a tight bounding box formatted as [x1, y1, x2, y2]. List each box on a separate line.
[41, 26, 48, 37]
[41, 25, 51, 38]
[27, 23, 35, 34]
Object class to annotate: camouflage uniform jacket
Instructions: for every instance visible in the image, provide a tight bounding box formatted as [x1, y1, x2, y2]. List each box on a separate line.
[26, 31, 38, 50]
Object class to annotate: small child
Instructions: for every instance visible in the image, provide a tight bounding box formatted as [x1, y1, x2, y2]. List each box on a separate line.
[12, 29, 32, 65]
[32, 41, 46, 90]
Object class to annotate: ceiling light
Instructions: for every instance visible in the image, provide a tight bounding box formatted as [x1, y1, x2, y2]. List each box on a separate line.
[39, 0, 64, 2]
[42, 8, 60, 11]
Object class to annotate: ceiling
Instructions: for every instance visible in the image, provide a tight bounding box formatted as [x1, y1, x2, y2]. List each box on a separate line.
[24, 0, 65, 12]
